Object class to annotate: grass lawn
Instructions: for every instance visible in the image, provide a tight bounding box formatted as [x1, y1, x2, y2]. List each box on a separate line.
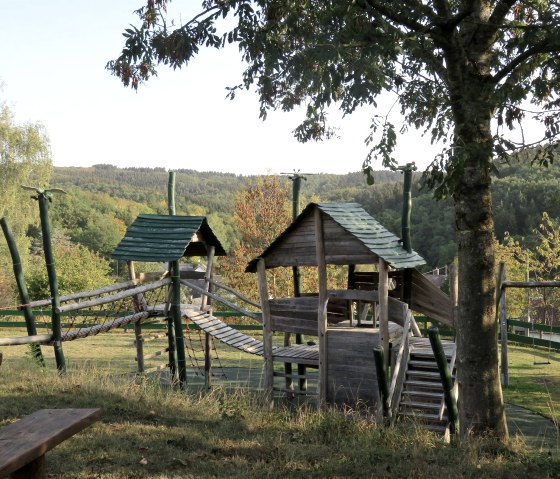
[502, 343, 560, 423]
[0, 328, 559, 478]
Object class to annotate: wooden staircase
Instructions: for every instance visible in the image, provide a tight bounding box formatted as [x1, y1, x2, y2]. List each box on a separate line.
[394, 337, 457, 435]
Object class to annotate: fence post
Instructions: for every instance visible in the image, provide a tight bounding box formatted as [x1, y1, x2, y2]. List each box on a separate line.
[497, 262, 508, 387]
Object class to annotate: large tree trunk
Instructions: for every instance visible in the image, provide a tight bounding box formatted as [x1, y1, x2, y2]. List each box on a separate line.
[453, 105, 508, 440]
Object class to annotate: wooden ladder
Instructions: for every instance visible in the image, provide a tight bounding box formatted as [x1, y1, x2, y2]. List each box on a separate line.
[396, 339, 456, 435]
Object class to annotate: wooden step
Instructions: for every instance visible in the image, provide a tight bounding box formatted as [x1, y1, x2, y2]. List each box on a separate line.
[405, 380, 443, 389]
[273, 387, 317, 396]
[411, 350, 453, 359]
[407, 370, 442, 379]
[408, 360, 439, 369]
[399, 411, 442, 421]
[400, 400, 441, 410]
[402, 390, 444, 399]
[273, 372, 310, 380]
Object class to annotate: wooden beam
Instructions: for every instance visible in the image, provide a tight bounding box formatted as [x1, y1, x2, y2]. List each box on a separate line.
[257, 258, 274, 409]
[378, 259, 389, 369]
[315, 208, 328, 408]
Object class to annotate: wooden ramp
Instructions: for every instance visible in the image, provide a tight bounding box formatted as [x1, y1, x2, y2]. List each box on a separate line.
[183, 308, 269, 356]
[183, 308, 320, 366]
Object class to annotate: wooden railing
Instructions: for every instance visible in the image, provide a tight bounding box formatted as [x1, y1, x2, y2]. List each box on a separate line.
[388, 306, 412, 422]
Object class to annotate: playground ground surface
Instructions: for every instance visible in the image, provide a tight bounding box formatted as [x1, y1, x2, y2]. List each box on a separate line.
[0, 327, 559, 456]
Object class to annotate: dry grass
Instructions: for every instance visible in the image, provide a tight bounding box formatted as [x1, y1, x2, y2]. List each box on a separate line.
[1, 329, 560, 477]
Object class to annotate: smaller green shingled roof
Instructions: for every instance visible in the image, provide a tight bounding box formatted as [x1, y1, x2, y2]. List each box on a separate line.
[112, 214, 226, 262]
[246, 202, 425, 271]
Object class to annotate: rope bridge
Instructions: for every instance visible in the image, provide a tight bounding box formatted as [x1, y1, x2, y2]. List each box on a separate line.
[0, 279, 170, 346]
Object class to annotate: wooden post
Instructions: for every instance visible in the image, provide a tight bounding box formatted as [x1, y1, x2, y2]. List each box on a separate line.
[497, 261, 508, 387]
[257, 258, 274, 408]
[315, 208, 328, 407]
[36, 193, 65, 372]
[202, 246, 215, 389]
[449, 261, 459, 330]
[172, 260, 187, 389]
[127, 261, 145, 374]
[0, 218, 45, 366]
[378, 259, 389, 369]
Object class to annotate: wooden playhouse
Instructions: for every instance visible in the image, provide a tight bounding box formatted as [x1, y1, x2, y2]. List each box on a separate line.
[247, 202, 453, 408]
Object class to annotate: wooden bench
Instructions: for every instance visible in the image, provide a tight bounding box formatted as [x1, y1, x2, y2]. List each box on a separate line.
[0, 408, 100, 479]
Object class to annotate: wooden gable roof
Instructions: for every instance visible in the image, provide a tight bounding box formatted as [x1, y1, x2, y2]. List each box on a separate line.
[246, 202, 425, 272]
[112, 214, 226, 262]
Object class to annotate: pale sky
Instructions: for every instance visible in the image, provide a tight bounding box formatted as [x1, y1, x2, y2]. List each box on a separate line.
[1, 1, 445, 176]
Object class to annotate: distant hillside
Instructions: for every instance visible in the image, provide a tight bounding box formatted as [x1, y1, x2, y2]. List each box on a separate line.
[50, 159, 560, 269]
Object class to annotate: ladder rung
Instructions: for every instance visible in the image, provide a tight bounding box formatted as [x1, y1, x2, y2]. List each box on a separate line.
[403, 390, 444, 399]
[400, 400, 441, 409]
[273, 372, 310, 380]
[400, 411, 442, 421]
[273, 387, 317, 396]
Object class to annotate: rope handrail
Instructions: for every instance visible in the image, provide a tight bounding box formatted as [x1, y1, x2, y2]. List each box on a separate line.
[57, 310, 151, 342]
[209, 278, 260, 309]
[24, 280, 140, 309]
[180, 279, 260, 321]
[56, 278, 171, 314]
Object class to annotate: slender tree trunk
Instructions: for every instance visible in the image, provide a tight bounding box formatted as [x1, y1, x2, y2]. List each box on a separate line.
[453, 98, 508, 440]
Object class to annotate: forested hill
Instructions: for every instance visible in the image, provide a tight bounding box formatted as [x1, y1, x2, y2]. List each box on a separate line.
[52, 165, 403, 214]
[50, 160, 560, 269]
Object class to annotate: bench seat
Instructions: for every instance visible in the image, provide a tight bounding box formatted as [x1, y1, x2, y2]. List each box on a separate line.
[0, 408, 100, 479]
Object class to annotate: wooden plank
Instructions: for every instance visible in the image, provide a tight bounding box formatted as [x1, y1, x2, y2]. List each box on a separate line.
[0, 409, 100, 479]
[315, 208, 328, 408]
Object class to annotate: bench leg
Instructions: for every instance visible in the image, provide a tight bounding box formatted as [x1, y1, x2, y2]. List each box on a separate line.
[10, 455, 45, 479]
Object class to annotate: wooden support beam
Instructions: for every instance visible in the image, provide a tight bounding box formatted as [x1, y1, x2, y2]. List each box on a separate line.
[315, 208, 328, 408]
[257, 258, 274, 409]
[378, 259, 389, 369]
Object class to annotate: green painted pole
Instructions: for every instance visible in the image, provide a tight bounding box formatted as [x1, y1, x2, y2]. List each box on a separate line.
[289, 173, 307, 390]
[398, 163, 416, 308]
[428, 327, 459, 435]
[172, 260, 187, 388]
[167, 171, 186, 388]
[36, 192, 66, 372]
[373, 346, 391, 420]
[0, 217, 45, 366]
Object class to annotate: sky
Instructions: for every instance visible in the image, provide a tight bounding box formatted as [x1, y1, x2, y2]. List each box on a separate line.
[0, 1, 443, 176]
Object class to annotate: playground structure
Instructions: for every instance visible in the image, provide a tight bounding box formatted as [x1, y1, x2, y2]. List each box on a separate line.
[0, 175, 459, 433]
[245, 202, 456, 428]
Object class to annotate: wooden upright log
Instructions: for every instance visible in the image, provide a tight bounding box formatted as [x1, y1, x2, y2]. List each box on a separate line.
[378, 259, 389, 369]
[315, 208, 328, 407]
[37, 193, 65, 372]
[497, 262, 508, 387]
[202, 246, 216, 390]
[449, 261, 459, 329]
[172, 260, 187, 389]
[0, 218, 45, 365]
[257, 258, 274, 408]
[127, 261, 145, 374]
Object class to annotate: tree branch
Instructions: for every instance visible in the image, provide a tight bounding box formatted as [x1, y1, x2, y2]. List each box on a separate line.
[475, 0, 517, 51]
[362, 0, 430, 33]
[491, 37, 560, 85]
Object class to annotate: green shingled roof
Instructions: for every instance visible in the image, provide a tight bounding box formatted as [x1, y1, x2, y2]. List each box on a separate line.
[317, 203, 425, 268]
[112, 214, 226, 262]
[246, 202, 425, 271]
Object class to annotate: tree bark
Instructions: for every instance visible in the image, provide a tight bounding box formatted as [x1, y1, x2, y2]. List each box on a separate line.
[452, 94, 508, 440]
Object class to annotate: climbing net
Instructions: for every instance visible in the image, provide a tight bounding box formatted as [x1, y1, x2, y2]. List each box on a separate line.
[184, 316, 227, 378]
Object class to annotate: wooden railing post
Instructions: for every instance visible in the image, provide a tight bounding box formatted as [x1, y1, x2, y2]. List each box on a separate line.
[428, 327, 459, 435]
[497, 261, 508, 387]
